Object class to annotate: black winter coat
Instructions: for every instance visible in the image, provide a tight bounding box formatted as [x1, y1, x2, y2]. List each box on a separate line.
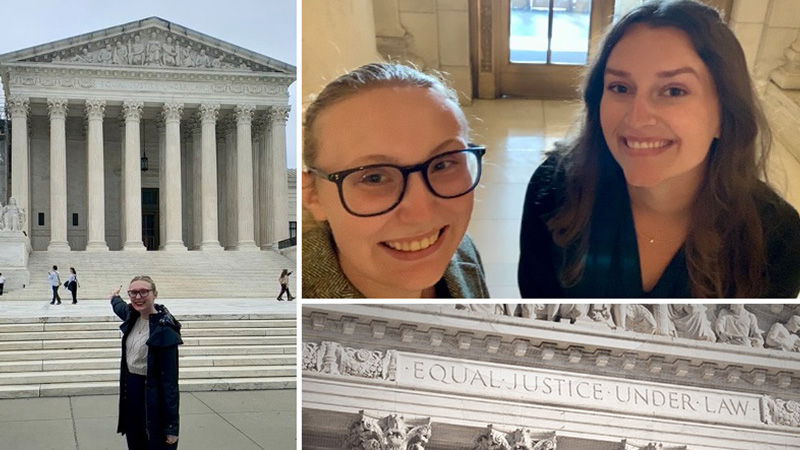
[112, 296, 182, 444]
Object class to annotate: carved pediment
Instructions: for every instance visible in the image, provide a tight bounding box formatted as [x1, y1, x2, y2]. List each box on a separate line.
[0, 17, 294, 76]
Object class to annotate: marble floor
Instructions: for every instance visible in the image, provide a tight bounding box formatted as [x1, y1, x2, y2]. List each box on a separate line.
[463, 98, 800, 298]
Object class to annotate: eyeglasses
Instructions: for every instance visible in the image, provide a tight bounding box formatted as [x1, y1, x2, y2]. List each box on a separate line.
[305, 146, 486, 217]
[127, 289, 152, 298]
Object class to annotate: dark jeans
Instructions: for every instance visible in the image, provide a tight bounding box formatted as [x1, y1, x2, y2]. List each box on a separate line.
[51, 285, 61, 302]
[277, 283, 292, 299]
[69, 284, 77, 302]
[0, 283, 4, 295]
[124, 372, 178, 450]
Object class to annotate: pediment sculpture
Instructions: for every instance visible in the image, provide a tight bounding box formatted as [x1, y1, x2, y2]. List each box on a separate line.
[23, 28, 272, 73]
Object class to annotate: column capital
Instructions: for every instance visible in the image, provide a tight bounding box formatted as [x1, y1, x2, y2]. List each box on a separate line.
[252, 112, 269, 140]
[122, 100, 144, 121]
[199, 103, 220, 123]
[85, 99, 106, 120]
[47, 98, 69, 120]
[162, 101, 184, 122]
[234, 104, 257, 125]
[6, 96, 30, 119]
[268, 105, 291, 125]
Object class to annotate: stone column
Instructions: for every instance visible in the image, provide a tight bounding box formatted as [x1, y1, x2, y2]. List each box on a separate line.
[47, 98, 70, 251]
[190, 114, 202, 249]
[7, 96, 30, 236]
[122, 101, 146, 251]
[224, 115, 237, 249]
[157, 118, 166, 249]
[85, 99, 108, 251]
[215, 120, 228, 248]
[199, 104, 222, 250]
[256, 114, 272, 249]
[234, 104, 258, 250]
[161, 102, 186, 251]
[265, 105, 291, 248]
[771, 33, 800, 89]
[252, 116, 265, 248]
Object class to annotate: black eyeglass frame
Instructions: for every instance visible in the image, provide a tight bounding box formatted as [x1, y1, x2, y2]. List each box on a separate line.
[305, 145, 486, 217]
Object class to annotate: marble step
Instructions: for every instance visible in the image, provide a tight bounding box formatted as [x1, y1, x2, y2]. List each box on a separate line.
[0, 319, 296, 332]
[0, 313, 294, 324]
[0, 376, 297, 399]
[0, 335, 295, 351]
[0, 365, 296, 386]
[0, 354, 296, 373]
[0, 327, 295, 341]
[0, 344, 295, 362]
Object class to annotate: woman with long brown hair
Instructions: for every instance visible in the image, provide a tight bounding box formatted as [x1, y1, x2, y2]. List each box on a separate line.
[519, 0, 800, 298]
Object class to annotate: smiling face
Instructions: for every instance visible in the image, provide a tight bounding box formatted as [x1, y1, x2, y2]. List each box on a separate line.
[600, 25, 721, 190]
[303, 85, 474, 298]
[128, 279, 157, 315]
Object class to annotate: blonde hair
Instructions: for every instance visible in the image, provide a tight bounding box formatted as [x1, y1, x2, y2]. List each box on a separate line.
[130, 275, 158, 296]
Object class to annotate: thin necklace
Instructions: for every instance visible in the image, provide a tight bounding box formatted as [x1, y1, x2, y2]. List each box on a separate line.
[635, 228, 682, 245]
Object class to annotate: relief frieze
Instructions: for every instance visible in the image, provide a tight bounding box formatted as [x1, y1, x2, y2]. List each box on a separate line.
[302, 341, 397, 380]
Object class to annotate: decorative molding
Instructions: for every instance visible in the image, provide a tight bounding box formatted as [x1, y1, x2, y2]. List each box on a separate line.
[161, 101, 183, 122]
[268, 105, 290, 125]
[84, 99, 106, 120]
[6, 96, 30, 119]
[3, 64, 291, 98]
[473, 425, 557, 450]
[761, 395, 800, 427]
[234, 104, 256, 125]
[198, 103, 220, 124]
[122, 100, 143, 121]
[343, 411, 432, 450]
[618, 440, 687, 450]
[46, 98, 68, 120]
[302, 341, 397, 381]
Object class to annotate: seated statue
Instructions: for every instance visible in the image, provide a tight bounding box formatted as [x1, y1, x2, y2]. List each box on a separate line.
[765, 316, 800, 352]
[669, 304, 715, 341]
[620, 304, 658, 334]
[715, 304, 764, 347]
[1, 197, 25, 231]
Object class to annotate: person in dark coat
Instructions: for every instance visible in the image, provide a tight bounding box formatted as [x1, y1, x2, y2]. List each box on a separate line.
[111, 276, 182, 449]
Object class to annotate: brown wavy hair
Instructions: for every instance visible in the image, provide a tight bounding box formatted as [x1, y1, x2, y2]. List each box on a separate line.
[548, 0, 773, 297]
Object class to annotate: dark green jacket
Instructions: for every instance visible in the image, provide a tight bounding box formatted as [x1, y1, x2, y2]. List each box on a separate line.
[303, 226, 490, 298]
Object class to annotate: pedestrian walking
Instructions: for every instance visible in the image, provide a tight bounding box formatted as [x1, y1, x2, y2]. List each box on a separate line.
[48, 265, 61, 305]
[111, 276, 182, 449]
[0, 273, 5, 295]
[66, 267, 79, 304]
[277, 269, 294, 301]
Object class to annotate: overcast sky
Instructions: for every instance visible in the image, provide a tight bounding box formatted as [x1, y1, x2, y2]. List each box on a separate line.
[0, 0, 298, 167]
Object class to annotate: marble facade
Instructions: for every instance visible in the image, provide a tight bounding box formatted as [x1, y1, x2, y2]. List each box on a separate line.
[303, 304, 800, 450]
[0, 17, 295, 252]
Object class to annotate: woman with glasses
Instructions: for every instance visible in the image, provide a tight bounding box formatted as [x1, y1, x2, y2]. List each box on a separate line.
[303, 63, 490, 298]
[111, 276, 182, 449]
[519, 0, 800, 298]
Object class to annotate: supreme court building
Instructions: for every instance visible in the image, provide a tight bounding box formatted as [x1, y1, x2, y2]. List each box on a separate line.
[302, 304, 800, 450]
[0, 17, 294, 252]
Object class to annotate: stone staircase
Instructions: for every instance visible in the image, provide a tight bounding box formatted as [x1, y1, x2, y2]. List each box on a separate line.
[2, 249, 296, 300]
[0, 307, 296, 398]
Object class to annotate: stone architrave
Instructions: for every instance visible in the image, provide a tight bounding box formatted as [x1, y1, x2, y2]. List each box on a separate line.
[199, 104, 222, 250]
[122, 100, 146, 251]
[7, 96, 30, 237]
[161, 102, 186, 251]
[266, 105, 291, 248]
[85, 99, 108, 251]
[234, 104, 258, 250]
[47, 98, 70, 251]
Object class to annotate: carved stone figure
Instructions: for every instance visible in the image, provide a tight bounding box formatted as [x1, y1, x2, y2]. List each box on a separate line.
[546, 304, 589, 323]
[146, 31, 162, 65]
[97, 44, 113, 64]
[129, 34, 145, 65]
[714, 304, 764, 347]
[69, 47, 93, 63]
[162, 36, 177, 66]
[761, 396, 800, 428]
[195, 48, 210, 68]
[182, 44, 196, 67]
[1, 198, 26, 231]
[765, 315, 800, 351]
[620, 304, 658, 334]
[668, 304, 715, 342]
[113, 40, 128, 65]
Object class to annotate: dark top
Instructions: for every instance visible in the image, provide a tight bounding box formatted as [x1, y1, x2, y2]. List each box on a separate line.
[112, 296, 183, 440]
[518, 156, 800, 298]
